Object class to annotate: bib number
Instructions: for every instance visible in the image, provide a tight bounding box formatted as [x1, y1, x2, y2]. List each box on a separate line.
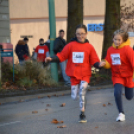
[72, 52, 84, 63]
[38, 49, 44, 54]
[111, 54, 121, 65]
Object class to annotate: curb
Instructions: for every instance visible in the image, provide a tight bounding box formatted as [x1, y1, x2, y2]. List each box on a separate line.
[0, 84, 113, 105]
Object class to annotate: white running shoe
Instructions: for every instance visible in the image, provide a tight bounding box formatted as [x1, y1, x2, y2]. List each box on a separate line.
[116, 113, 125, 122]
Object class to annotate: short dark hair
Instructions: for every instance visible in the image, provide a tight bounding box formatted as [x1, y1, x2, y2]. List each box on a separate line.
[48, 35, 50, 39]
[75, 24, 87, 33]
[24, 37, 29, 41]
[59, 29, 64, 33]
[39, 38, 44, 42]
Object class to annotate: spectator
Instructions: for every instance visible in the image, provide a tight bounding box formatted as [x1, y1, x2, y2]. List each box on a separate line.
[53, 30, 71, 86]
[45, 35, 50, 52]
[15, 40, 30, 65]
[23, 37, 30, 57]
[33, 38, 49, 67]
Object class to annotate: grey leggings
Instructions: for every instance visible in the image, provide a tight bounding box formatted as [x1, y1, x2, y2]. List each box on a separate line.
[71, 81, 88, 111]
[114, 83, 134, 113]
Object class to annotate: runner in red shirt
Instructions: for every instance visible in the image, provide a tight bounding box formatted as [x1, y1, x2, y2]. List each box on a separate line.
[45, 24, 105, 123]
[33, 38, 49, 66]
[101, 30, 134, 122]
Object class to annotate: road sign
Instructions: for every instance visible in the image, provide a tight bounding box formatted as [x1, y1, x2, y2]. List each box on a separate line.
[1, 51, 13, 57]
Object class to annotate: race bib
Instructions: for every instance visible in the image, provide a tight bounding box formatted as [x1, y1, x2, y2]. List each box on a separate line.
[72, 52, 84, 63]
[38, 49, 44, 54]
[111, 54, 121, 65]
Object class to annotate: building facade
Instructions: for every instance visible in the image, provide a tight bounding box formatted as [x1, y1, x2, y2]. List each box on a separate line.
[8, 0, 134, 62]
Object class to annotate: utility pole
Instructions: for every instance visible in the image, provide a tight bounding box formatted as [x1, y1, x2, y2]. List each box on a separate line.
[48, 0, 58, 82]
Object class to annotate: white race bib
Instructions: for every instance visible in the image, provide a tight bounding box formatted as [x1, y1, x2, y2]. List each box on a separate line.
[38, 49, 44, 54]
[72, 52, 84, 63]
[111, 54, 121, 65]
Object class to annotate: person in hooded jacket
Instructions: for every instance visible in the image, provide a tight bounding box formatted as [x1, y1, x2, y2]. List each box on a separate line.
[45, 24, 105, 123]
[15, 40, 30, 65]
[100, 30, 134, 122]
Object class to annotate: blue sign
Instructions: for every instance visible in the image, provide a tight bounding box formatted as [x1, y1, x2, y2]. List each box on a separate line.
[87, 23, 104, 32]
[1, 52, 13, 57]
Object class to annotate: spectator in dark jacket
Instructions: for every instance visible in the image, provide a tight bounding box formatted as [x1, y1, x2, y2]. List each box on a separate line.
[53, 30, 66, 54]
[53, 30, 71, 86]
[23, 37, 30, 56]
[15, 40, 29, 65]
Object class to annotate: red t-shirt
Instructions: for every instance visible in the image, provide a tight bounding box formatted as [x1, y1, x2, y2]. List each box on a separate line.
[57, 41, 100, 79]
[35, 45, 49, 62]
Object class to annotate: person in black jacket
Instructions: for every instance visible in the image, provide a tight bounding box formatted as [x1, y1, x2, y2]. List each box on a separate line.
[23, 37, 30, 56]
[53, 30, 71, 86]
[15, 40, 29, 65]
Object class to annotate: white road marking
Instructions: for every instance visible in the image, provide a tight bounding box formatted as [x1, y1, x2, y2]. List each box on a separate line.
[0, 121, 21, 127]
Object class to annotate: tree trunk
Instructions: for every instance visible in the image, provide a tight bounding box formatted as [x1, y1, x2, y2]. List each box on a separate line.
[102, 0, 120, 59]
[67, 0, 83, 43]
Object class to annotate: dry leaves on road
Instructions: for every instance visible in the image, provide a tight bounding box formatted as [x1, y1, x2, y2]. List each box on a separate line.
[46, 104, 51, 107]
[57, 125, 66, 128]
[51, 119, 64, 124]
[60, 103, 66, 107]
[47, 95, 51, 98]
[45, 109, 48, 111]
[95, 126, 99, 129]
[103, 104, 106, 107]
[32, 111, 38, 114]
[108, 102, 112, 106]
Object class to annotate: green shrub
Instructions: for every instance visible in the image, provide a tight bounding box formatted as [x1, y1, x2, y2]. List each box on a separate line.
[1, 61, 58, 88]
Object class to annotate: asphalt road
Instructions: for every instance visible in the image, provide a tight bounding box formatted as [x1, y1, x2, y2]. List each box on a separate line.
[0, 88, 134, 134]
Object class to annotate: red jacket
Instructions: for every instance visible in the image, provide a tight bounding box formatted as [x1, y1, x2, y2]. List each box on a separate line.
[105, 39, 134, 78]
[57, 41, 100, 79]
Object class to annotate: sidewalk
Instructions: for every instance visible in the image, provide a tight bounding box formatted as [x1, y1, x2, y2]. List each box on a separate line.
[0, 84, 113, 104]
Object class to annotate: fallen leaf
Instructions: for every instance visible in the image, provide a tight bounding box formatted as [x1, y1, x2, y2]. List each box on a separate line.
[53, 94, 56, 96]
[59, 121, 64, 123]
[60, 103, 66, 107]
[46, 104, 51, 107]
[47, 95, 51, 98]
[32, 111, 38, 114]
[103, 104, 106, 107]
[62, 94, 64, 96]
[108, 102, 112, 106]
[0, 103, 1, 105]
[38, 96, 41, 99]
[104, 113, 107, 115]
[95, 126, 99, 128]
[122, 94, 125, 96]
[51, 119, 59, 124]
[51, 119, 64, 124]
[57, 125, 66, 128]
[45, 109, 48, 111]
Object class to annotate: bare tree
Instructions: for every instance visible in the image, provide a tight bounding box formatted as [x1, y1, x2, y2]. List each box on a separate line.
[67, 0, 83, 43]
[102, 0, 120, 59]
